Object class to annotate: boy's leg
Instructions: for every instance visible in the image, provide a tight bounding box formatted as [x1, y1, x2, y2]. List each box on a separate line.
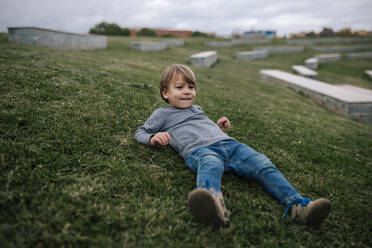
[186, 146, 230, 226]
[185, 147, 225, 193]
[226, 141, 330, 228]
[226, 141, 302, 207]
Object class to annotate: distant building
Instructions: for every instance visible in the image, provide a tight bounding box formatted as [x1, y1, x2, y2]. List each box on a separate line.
[130, 29, 137, 37]
[243, 30, 276, 39]
[129, 28, 193, 37]
[289, 32, 307, 39]
[355, 30, 371, 36]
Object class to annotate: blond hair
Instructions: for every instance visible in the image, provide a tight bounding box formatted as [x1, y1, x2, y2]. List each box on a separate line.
[160, 64, 196, 103]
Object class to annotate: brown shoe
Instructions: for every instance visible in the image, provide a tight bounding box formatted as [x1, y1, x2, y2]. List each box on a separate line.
[188, 188, 230, 227]
[291, 198, 331, 229]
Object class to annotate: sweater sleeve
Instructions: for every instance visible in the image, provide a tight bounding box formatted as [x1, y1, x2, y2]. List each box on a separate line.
[135, 108, 166, 145]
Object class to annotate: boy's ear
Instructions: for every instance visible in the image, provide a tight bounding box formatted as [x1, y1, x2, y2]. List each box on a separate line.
[162, 89, 169, 100]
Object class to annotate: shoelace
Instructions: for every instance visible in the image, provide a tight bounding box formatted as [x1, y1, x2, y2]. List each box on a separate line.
[283, 197, 311, 217]
[200, 179, 210, 190]
[199, 180, 220, 196]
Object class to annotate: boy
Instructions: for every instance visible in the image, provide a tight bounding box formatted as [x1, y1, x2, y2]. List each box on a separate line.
[135, 64, 331, 228]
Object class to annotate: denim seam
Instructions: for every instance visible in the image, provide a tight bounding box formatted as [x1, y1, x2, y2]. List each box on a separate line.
[228, 159, 290, 205]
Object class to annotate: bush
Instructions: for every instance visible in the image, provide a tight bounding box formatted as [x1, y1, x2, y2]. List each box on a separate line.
[136, 28, 157, 37]
[305, 31, 317, 38]
[89, 22, 130, 36]
[319, 27, 334, 37]
[189, 31, 209, 38]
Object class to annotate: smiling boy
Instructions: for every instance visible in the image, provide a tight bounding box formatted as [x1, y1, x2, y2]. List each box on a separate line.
[135, 64, 331, 228]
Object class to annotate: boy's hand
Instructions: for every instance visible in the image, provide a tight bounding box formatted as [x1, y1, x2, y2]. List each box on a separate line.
[150, 132, 171, 146]
[217, 117, 230, 132]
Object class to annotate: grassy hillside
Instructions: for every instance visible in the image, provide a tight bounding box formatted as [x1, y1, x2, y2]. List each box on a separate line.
[1, 33, 372, 247]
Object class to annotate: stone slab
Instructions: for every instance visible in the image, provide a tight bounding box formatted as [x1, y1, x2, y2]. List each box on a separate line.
[204, 39, 271, 47]
[236, 51, 268, 60]
[189, 51, 217, 67]
[165, 39, 184, 47]
[286, 39, 316, 45]
[314, 53, 341, 62]
[312, 45, 372, 53]
[345, 52, 372, 60]
[292, 65, 318, 79]
[260, 69, 372, 124]
[204, 41, 233, 47]
[253, 46, 304, 54]
[337, 84, 372, 97]
[131, 41, 167, 51]
[231, 39, 270, 45]
[366, 70, 372, 80]
[304, 58, 318, 70]
[7, 26, 107, 50]
[287, 37, 372, 45]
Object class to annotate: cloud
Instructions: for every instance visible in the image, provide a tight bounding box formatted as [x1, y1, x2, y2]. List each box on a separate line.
[1, 0, 372, 36]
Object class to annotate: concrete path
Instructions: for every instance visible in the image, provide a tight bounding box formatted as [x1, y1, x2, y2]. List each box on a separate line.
[260, 69, 372, 124]
[260, 69, 372, 103]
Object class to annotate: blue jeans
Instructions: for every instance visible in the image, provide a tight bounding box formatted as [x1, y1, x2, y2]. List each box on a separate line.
[185, 140, 303, 207]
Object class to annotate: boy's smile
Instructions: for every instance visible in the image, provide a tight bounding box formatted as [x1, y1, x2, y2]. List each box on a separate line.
[162, 74, 196, 109]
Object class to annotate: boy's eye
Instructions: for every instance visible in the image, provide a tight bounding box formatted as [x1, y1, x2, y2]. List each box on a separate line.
[189, 85, 195, 89]
[176, 85, 183, 89]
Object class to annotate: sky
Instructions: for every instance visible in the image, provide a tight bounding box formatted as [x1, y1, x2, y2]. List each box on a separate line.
[1, 0, 372, 37]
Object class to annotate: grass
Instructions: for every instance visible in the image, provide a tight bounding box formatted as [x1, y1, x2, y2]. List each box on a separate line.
[1, 33, 372, 247]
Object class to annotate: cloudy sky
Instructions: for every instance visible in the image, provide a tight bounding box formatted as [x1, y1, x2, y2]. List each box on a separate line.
[1, 0, 372, 36]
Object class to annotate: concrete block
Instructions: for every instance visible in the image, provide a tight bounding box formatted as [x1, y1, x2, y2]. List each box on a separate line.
[292, 65, 318, 79]
[165, 39, 184, 47]
[365, 70, 372, 80]
[231, 39, 270, 45]
[314, 37, 372, 44]
[336, 84, 372, 96]
[287, 37, 372, 45]
[131, 41, 167, 51]
[312, 45, 372, 52]
[7, 26, 107, 50]
[204, 39, 271, 47]
[314, 53, 341, 62]
[305, 58, 318, 70]
[304, 54, 340, 70]
[236, 51, 268, 60]
[204, 41, 233, 47]
[260, 69, 372, 124]
[286, 39, 316, 45]
[190, 51, 217, 67]
[253, 46, 304, 54]
[345, 52, 372, 60]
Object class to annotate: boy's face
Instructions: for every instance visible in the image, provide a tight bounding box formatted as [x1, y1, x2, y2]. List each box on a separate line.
[162, 73, 196, 109]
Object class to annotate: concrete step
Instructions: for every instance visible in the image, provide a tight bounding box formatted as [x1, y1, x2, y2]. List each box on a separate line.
[260, 69, 372, 124]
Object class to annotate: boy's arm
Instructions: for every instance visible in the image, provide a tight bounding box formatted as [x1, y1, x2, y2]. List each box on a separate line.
[135, 108, 170, 146]
[149, 132, 171, 146]
[217, 116, 230, 132]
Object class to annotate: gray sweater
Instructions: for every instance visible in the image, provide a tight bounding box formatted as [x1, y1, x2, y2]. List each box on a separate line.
[135, 105, 234, 159]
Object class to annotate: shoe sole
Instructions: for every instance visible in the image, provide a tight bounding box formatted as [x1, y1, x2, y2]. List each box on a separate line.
[306, 199, 331, 229]
[188, 189, 226, 227]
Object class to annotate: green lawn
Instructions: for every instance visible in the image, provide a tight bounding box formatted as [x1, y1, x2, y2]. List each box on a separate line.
[1, 33, 372, 247]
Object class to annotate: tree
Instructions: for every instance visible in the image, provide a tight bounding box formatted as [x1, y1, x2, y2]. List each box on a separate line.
[189, 31, 208, 38]
[319, 27, 334, 37]
[305, 31, 317, 38]
[336, 28, 353, 37]
[136, 28, 157, 37]
[89, 22, 130, 36]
